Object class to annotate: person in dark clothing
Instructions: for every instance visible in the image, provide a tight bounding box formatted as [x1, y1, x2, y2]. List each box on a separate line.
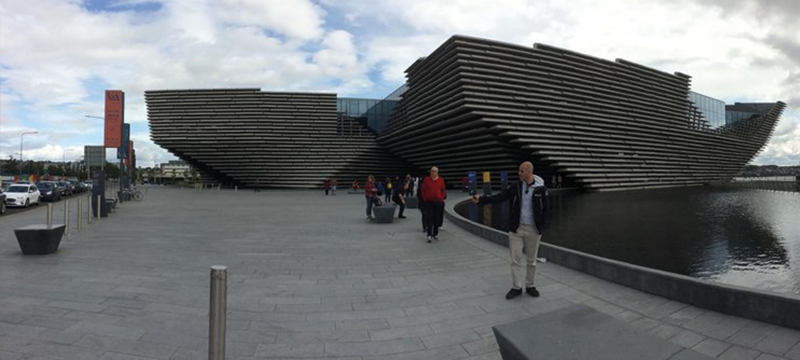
[417, 176, 427, 233]
[376, 180, 384, 199]
[384, 177, 393, 203]
[472, 161, 548, 300]
[324, 179, 330, 195]
[405, 174, 413, 196]
[393, 181, 408, 219]
[421, 166, 446, 243]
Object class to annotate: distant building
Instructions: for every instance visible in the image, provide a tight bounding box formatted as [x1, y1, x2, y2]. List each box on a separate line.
[152, 160, 192, 182]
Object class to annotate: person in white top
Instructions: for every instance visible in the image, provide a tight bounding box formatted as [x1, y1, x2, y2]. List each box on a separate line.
[472, 161, 549, 299]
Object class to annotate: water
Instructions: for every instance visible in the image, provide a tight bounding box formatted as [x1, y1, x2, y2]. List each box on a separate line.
[456, 187, 800, 295]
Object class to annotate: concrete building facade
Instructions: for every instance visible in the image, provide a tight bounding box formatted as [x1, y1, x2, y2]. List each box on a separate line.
[146, 35, 785, 190]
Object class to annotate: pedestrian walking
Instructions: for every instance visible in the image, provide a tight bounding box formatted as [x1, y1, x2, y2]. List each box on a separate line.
[385, 176, 393, 203]
[405, 174, 413, 196]
[417, 175, 427, 234]
[365, 175, 377, 221]
[255, 178, 261, 192]
[421, 166, 446, 243]
[330, 177, 338, 195]
[393, 180, 408, 219]
[472, 161, 548, 299]
[376, 180, 384, 200]
[324, 179, 331, 195]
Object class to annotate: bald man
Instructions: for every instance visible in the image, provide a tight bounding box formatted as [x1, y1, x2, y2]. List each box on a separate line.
[421, 166, 446, 243]
[472, 162, 549, 299]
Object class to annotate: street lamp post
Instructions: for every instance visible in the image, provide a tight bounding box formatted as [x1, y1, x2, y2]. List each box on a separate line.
[19, 131, 38, 178]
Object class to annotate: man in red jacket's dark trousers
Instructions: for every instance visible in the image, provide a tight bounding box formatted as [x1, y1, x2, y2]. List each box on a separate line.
[421, 166, 446, 243]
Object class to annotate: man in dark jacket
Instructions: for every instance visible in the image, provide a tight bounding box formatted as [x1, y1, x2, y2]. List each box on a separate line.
[472, 161, 548, 300]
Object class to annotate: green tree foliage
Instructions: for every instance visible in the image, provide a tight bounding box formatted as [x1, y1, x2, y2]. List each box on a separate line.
[104, 162, 120, 179]
[2, 156, 19, 174]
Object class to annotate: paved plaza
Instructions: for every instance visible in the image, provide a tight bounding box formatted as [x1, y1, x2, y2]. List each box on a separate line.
[1, 187, 799, 360]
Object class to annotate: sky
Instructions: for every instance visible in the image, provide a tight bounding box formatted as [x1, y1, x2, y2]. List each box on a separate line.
[1, 0, 798, 168]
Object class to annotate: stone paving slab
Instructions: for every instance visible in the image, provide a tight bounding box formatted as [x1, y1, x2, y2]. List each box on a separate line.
[0, 187, 797, 359]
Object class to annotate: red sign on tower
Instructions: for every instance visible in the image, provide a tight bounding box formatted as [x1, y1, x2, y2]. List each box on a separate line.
[104, 90, 124, 148]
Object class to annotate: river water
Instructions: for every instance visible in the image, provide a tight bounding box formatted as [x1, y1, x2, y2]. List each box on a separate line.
[455, 187, 800, 295]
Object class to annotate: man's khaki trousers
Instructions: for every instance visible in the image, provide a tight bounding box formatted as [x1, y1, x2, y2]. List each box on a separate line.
[509, 224, 541, 289]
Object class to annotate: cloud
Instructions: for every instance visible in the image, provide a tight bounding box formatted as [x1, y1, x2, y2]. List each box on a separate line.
[752, 113, 800, 165]
[215, 0, 326, 41]
[1, 0, 798, 166]
[0, 0, 365, 165]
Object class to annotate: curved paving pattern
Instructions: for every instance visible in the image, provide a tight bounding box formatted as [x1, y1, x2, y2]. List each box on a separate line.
[1, 188, 799, 359]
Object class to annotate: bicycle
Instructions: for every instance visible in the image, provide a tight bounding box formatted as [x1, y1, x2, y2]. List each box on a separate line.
[123, 187, 144, 202]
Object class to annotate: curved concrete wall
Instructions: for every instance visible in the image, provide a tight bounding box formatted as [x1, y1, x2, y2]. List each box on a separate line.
[445, 197, 800, 331]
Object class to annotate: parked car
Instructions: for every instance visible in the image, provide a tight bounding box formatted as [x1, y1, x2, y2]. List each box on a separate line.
[36, 181, 62, 202]
[69, 180, 84, 194]
[5, 183, 41, 208]
[78, 182, 88, 193]
[83, 180, 93, 190]
[0, 189, 6, 214]
[52, 182, 67, 197]
[57, 181, 73, 196]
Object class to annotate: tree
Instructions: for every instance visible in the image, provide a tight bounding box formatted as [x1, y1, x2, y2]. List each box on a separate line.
[21, 161, 36, 175]
[32, 162, 45, 176]
[2, 156, 19, 174]
[104, 162, 120, 179]
[47, 165, 60, 177]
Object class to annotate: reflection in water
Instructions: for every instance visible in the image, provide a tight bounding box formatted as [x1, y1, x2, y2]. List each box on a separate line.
[456, 187, 800, 294]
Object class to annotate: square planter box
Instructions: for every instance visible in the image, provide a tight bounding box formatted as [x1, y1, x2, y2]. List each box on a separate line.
[373, 205, 396, 223]
[14, 224, 66, 255]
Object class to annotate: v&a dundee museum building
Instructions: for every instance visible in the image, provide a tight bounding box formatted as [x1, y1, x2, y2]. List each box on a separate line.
[146, 35, 785, 190]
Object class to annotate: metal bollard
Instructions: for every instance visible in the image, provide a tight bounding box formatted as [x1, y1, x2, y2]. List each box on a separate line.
[209, 265, 228, 360]
[46, 203, 53, 225]
[64, 199, 70, 236]
[96, 196, 101, 221]
[87, 194, 92, 224]
[77, 197, 83, 230]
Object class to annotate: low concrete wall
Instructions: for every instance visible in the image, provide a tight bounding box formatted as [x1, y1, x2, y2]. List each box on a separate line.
[445, 197, 800, 331]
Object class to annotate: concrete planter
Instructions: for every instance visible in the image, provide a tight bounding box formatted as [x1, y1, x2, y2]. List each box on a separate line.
[373, 205, 396, 223]
[14, 224, 66, 255]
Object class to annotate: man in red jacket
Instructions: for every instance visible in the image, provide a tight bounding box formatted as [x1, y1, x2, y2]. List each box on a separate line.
[421, 166, 446, 243]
